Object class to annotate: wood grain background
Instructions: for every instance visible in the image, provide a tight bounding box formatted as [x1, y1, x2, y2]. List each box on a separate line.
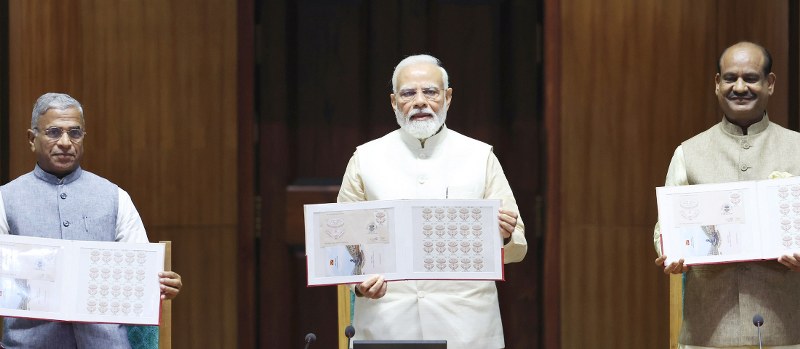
[6, 1, 238, 347]
[556, 1, 790, 348]
[3, 0, 799, 348]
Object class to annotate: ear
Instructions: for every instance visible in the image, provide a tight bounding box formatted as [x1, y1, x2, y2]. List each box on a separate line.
[444, 87, 453, 107]
[767, 72, 776, 96]
[390, 93, 397, 111]
[27, 129, 36, 152]
[714, 73, 721, 97]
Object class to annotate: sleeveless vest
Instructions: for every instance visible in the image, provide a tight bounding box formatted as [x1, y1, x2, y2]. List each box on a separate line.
[680, 117, 800, 346]
[351, 127, 506, 349]
[357, 126, 490, 201]
[0, 166, 129, 349]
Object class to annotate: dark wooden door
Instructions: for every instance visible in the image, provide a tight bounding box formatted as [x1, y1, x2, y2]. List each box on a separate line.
[254, 1, 544, 347]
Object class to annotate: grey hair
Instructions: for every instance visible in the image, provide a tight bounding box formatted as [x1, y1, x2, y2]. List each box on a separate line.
[391, 54, 449, 93]
[31, 93, 85, 129]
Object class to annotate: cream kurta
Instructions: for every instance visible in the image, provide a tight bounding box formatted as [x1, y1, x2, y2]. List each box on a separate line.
[338, 125, 526, 349]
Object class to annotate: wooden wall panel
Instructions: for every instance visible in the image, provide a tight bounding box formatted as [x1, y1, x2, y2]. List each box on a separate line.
[151, 227, 238, 348]
[7, 1, 238, 348]
[259, 0, 296, 347]
[543, 0, 561, 346]
[236, 0, 257, 347]
[0, 0, 8, 185]
[293, 0, 369, 179]
[558, 1, 789, 348]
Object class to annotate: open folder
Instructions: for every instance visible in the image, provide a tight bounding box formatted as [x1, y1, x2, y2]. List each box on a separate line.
[304, 199, 504, 286]
[656, 176, 800, 265]
[0, 234, 164, 325]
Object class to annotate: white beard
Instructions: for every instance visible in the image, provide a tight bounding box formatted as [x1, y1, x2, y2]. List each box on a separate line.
[394, 104, 448, 140]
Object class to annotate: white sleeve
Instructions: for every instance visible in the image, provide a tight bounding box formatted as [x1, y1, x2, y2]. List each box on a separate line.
[654, 145, 689, 254]
[115, 188, 149, 243]
[664, 145, 689, 187]
[337, 153, 367, 203]
[0, 191, 8, 235]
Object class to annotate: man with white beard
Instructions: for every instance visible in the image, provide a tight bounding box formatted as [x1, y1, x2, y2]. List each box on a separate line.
[337, 54, 527, 349]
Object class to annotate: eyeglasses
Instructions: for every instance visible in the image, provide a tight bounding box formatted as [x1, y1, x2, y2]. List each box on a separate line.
[396, 87, 442, 102]
[35, 127, 85, 142]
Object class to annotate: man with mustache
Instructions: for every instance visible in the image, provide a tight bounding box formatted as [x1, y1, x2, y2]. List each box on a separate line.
[337, 54, 527, 349]
[655, 42, 800, 348]
[0, 93, 182, 348]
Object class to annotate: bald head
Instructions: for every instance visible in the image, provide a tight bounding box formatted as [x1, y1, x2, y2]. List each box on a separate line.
[718, 41, 772, 76]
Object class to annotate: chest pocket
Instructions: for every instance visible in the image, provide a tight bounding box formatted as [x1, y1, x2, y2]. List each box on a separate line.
[446, 184, 483, 199]
[81, 214, 117, 241]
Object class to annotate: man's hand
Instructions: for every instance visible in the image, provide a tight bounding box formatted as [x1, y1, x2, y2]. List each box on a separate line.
[356, 275, 387, 299]
[498, 209, 518, 240]
[778, 253, 800, 271]
[654, 255, 688, 274]
[159, 271, 182, 300]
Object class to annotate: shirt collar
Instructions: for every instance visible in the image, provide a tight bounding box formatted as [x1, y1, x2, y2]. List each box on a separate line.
[399, 124, 449, 151]
[721, 113, 770, 136]
[33, 164, 83, 185]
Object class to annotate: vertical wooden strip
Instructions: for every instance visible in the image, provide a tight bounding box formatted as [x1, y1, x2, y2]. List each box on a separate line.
[159, 241, 173, 349]
[790, 0, 799, 132]
[337, 285, 352, 349]
[259, 0, 293, 347]
[669, 274, 682, 349]
[543, 0, 561, 347]
[237, 0, 257, 347]
[0, 0, 7, 184]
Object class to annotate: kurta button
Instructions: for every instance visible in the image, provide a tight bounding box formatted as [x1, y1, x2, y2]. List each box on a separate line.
[418, 176, 426, 184]
[418, 291, 426, 298]
[60, 193, 67, 199]
[740, 164, 749, 171]
[419, 153, 427, 159]
[742, 142, 751, 149]
[63, 220, 70, 227]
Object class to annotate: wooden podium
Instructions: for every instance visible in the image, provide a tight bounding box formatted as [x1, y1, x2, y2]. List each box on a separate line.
[337, 285, 353, 349]
[670, 274, 682, 349]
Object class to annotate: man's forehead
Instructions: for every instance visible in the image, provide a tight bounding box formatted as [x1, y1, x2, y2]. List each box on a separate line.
[720, 46, 765, 72]
[38, 108, 83, 126]
[397, 82, 441, 90]
[396, 63, 444, 87]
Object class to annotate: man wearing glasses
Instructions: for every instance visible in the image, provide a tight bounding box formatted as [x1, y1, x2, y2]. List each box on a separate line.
[337, 55, 527, 349]
[0, 93, 182, 348]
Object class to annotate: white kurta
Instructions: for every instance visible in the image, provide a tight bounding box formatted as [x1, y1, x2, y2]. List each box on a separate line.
[338, 125, 527, 349]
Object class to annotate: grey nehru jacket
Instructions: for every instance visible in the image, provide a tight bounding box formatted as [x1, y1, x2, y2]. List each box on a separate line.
[680, 116, 800, 347]
[0, 165, 130, 349]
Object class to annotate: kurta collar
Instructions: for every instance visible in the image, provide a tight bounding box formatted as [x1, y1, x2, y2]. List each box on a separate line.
[721, 113, 770, 136]
[33, 164, 83, 185]
[399, 124, 449, 151]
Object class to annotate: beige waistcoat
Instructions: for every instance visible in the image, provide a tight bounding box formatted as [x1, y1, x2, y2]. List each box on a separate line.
[680, 116, 800, 346]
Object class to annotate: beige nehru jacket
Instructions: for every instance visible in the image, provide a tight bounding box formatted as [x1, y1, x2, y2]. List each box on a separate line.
[656, 116, 800, 348]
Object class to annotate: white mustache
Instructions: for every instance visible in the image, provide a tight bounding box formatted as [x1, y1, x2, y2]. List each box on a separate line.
[407, 108, 436, 120]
